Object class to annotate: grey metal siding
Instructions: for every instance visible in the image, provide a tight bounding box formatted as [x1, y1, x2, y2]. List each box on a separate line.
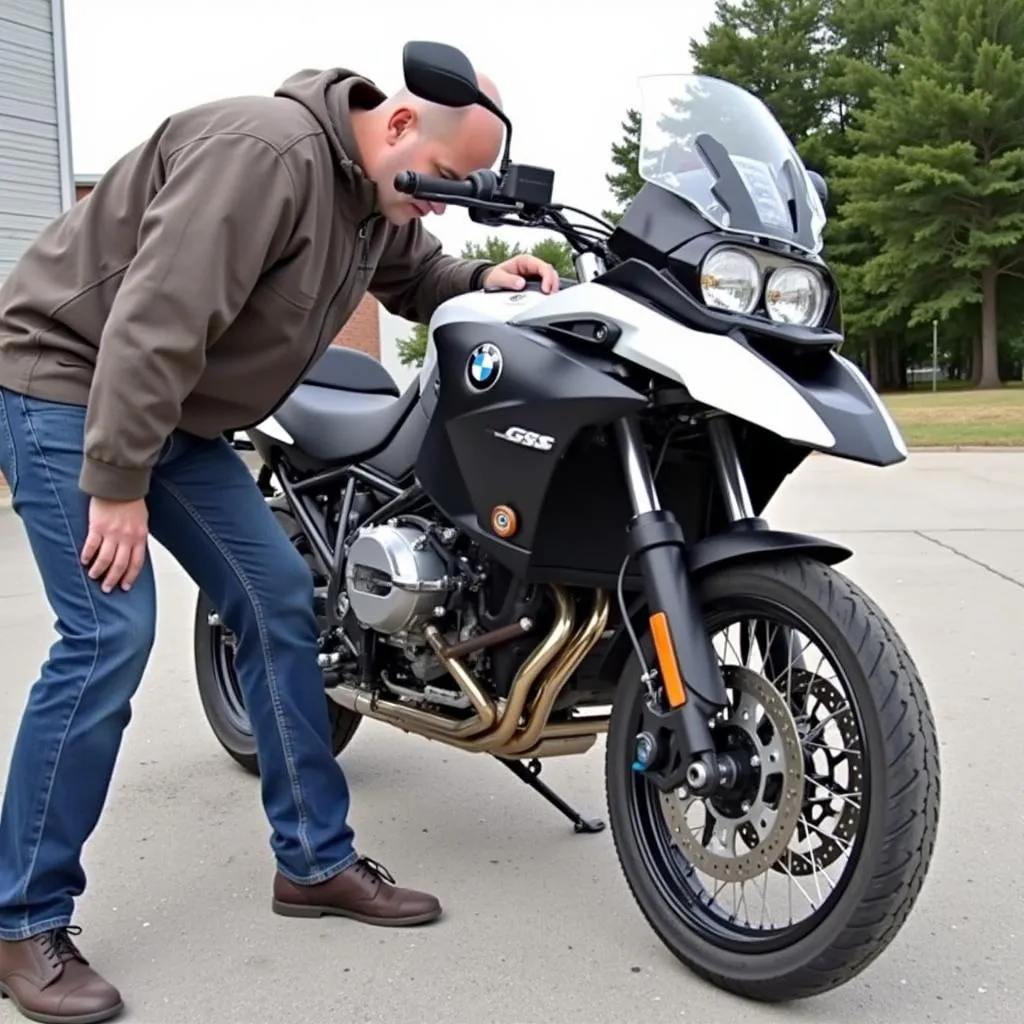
[0, 0, 74, 283]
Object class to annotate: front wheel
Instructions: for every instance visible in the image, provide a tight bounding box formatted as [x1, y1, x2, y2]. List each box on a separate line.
[606, 555, 940, 1001]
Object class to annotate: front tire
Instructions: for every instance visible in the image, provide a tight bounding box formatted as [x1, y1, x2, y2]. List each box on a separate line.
[192, 506, 362, 776]
[606, 555, 940, 1001]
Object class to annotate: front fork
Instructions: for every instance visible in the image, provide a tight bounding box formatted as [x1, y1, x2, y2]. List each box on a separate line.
[571, 253, 764, 797]
[614, 415, 763, 798]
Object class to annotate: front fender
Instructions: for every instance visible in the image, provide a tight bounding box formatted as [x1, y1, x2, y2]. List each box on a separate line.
[687, 524, 852, 577]
[593, 526, 852, 690]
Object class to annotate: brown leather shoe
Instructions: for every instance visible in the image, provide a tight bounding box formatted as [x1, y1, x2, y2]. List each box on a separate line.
[0, 926, 123, 1024]
[272, 857, 442, 926]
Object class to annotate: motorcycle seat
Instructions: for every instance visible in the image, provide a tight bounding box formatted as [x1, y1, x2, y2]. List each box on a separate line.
[274, 378, 419, 463]
[301, 345, 400, 396]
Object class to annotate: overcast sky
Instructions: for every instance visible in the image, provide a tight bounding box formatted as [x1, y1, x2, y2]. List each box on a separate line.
[61, 0, 717, 380]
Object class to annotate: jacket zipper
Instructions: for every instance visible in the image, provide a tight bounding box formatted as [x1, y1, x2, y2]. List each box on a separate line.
[357, 217, 373, 271]
[240, 213, 378, 431]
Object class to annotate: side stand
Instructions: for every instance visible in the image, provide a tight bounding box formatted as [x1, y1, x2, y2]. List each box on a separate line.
[496, 757, 605, 834]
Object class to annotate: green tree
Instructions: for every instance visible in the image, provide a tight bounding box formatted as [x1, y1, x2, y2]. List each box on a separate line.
[394, 234, 575, 367]
[689, 0, 832, 161]
[604, 108, 643, 224]
[395, 323, 431, 368]
[833, 0, 1024, 388]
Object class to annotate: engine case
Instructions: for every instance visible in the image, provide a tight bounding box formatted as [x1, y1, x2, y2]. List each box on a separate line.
[344, 522, 451, 634]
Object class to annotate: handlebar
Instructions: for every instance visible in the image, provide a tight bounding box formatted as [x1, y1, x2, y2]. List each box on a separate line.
[391, 164, 616, 265]
[393, 169, 501, 202]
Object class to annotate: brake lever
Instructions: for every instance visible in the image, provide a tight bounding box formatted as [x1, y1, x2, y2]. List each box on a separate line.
[469, 208, 522, 227]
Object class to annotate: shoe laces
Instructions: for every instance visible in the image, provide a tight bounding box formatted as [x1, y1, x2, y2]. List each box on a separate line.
[37, 926, 86, 967]
[355, 856, 396, 886]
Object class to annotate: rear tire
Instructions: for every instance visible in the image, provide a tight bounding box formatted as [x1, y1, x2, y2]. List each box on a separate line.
[605, 555, 940, 1001]
[192, 505, 362, 776]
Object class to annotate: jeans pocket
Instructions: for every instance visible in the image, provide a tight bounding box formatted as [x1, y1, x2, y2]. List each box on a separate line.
[0, 388, 19, 495]
[19, 395, 88, 462]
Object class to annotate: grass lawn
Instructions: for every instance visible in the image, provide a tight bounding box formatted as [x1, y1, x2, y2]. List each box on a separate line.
[882, 383, 1024, 447]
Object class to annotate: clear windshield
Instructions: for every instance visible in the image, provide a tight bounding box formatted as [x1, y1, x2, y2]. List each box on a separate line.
[637, 74, 826, 254]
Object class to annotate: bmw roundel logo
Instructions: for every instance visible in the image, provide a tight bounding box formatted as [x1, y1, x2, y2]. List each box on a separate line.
[467, 343, 502, 391]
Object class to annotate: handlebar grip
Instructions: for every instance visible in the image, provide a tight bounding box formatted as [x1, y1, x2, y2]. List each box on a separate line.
[393, 171, 474, 198]
[393, 169, 500, 201]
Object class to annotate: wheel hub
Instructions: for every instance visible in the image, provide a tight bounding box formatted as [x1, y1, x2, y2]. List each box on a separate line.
[659, 665, 806, 883]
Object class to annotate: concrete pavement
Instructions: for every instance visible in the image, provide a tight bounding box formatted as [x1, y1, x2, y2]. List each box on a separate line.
[1, 451, 1023, 1023]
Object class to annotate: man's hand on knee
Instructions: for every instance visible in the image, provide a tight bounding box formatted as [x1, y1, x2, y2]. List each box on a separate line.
[81, 498, 150, 593]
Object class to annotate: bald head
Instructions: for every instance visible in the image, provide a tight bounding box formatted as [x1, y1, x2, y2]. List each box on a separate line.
[351, 70, 506, 225]
[382, 73, 503, 149]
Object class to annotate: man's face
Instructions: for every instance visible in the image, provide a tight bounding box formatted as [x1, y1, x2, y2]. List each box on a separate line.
[371, 106, 502, 225]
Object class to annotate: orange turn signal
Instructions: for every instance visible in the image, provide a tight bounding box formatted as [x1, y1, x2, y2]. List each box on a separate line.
[649, 611, 687, 708]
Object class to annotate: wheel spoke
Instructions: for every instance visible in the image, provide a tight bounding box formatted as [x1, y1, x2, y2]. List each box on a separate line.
[638, 603, 870, 947]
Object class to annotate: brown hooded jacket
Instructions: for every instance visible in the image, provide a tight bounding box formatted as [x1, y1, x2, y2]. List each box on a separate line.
[0, 69, 491, 500]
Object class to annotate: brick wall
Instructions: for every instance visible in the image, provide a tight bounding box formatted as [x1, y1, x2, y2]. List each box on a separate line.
[1, 178, 382, 496]
[333, 295, 381, 357]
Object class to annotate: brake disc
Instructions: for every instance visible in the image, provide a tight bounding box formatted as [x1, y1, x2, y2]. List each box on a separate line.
[773, 667, 863, 875]
[659, 665, 806, 884]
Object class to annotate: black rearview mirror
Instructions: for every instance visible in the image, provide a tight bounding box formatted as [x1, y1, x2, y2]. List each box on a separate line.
[402, 41, 481, 108]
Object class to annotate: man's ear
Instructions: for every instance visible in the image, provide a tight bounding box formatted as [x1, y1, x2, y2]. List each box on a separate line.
[385, 107, 416, 144]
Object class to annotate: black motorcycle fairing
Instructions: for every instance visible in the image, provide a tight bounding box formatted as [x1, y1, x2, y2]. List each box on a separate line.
[596, 257, 843, 350]
[774, 350, 907, 466]
[415, 319, 648, 576]
[589, 260, 902, 468]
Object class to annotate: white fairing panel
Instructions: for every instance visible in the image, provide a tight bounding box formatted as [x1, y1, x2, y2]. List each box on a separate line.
[510, 282, 836, 449]
[417, 289, 550, 417]
[418, 289, 549, 389]
[252, 415, 294, 446]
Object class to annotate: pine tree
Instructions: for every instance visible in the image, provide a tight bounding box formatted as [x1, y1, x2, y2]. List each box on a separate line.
[834, 0, 1024, 388]
[603, 109, 643, 224]
[689, 0, 832, 152]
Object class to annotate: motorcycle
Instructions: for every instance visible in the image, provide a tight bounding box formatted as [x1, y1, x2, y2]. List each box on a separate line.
[194, 40, 940, 1002]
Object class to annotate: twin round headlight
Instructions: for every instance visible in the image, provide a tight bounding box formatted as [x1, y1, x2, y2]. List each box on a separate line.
[699, 247, 828, 327]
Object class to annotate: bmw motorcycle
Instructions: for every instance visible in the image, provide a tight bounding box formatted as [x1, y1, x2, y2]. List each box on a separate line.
[194, 41, 940, 1002]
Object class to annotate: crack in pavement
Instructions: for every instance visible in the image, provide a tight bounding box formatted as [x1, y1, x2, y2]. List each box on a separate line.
[915, 530, 1024, 590]
[774, 527, 1024, 534]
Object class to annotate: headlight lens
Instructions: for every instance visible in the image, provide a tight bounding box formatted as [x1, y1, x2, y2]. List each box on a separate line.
[700, 248, 761, 315]
[765, 266, 827, 326]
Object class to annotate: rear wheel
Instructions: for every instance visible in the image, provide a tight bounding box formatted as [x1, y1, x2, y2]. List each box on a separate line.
[605, 555, 940, 1001]
[192, 506, 361, 776]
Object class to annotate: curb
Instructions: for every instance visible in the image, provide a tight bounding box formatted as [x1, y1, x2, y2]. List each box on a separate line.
[904, 445, 1024, 453]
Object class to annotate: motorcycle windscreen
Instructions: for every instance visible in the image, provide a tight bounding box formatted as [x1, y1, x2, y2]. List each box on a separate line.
[636, 73, 827, 255]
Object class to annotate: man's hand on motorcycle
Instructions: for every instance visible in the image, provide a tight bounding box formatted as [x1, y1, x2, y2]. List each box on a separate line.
[483, 255, 561, 294]
[81, 497, 150, 593]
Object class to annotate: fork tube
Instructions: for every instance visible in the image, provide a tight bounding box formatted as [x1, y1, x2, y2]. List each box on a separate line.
[614, 416, 728, 792]
[707, 416, 754, 522]
[614, 418, 660, 516]
[574, 252, 605, 283]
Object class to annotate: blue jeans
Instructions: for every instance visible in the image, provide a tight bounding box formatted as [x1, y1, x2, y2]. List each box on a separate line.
[0, 387, 359, 940]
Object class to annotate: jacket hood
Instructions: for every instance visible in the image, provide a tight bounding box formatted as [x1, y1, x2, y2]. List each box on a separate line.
[274, 68, 387, 214]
